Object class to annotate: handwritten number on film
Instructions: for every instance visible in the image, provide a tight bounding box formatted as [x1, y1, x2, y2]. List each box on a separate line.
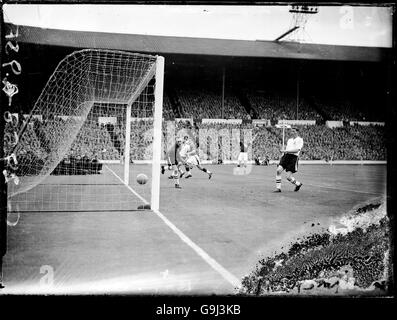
[2, 24, 21, 188]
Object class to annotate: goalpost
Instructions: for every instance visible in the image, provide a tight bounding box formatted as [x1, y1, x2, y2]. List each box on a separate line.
[6, 49, 164, 212]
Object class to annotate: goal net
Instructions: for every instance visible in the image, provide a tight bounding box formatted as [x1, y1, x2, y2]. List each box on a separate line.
[6, 49, 164, 212]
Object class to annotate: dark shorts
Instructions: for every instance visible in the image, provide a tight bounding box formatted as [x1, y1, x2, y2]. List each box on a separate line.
[279, 153, 299, 173]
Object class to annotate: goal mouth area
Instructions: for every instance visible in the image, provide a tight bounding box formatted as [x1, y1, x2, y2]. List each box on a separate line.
[5, 49, 164, 214]
[7, 209, 152, 213]
[7, 191, 152, 213]
[7, 163, 153, 213]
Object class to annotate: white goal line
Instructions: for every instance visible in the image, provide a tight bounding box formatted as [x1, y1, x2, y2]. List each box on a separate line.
[103, 165, 241, 289]
[104, 165, 149, 205]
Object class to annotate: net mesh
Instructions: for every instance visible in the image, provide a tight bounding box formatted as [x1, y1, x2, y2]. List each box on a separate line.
[6, 49, 159, 212]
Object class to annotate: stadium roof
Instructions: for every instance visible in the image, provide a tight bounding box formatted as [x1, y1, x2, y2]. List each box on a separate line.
[15, 25, 390, 62]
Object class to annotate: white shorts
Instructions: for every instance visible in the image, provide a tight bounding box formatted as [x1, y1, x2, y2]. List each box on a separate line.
[238, 152, 248, 162]
[185, 155, 200, 168]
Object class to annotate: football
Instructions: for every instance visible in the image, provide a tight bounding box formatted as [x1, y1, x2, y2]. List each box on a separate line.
[137, 173, 148, 185]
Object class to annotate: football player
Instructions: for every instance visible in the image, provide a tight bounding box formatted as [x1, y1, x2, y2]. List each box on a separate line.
[161, 138, 184, 188]
[274, 127, 303, 192]
[181, 135, 212, 179]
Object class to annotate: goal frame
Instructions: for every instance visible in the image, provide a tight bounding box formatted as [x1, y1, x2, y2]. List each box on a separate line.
[150, 56, 164, 212]
[7, 50, 165, 213]
[123, 54, 164, 211]
[121, 54, 164, 211]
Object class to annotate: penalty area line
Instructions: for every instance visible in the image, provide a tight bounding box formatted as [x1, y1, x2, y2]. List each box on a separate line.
[104, 165, 241, 289]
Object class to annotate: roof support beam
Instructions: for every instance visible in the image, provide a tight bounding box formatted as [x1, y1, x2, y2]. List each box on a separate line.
[274, 26, 299, 42]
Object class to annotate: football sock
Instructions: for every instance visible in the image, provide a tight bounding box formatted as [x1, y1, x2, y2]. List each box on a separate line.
[173, 170, 180, 185]
[287, 176, 300, 186]
[276, 173, 282, 189]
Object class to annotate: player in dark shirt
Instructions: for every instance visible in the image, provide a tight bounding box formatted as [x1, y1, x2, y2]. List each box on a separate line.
[237, 141, 250, 168]
[161, 138, 184, 188]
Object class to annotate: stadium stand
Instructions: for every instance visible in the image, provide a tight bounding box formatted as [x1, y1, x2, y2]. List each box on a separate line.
[247, 90, 323, 121]
[175, 87, 250, 119]
[309, 95, 372, 121]
[9, 68, 386, 165]
[163, 94, 176, 120]
[10, 114, 386, 163]
[252, 124, 386, 161]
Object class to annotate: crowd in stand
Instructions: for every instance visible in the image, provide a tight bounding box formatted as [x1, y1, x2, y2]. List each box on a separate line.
[251, 124, 386, 161]
[247, 91, 323, 121]
[171, 121, 386, 161]
[177, 88, 224, 119]
[9, 87, 380, 124]
[223, 94, 251, 120]
[164, 88, 377, 122]
[5, 87, 386, 174]
[176, 88, 251, 120]
[5, 116, 386, 171]
[309, 96, 373, 121]
[163, 95, 176, 120]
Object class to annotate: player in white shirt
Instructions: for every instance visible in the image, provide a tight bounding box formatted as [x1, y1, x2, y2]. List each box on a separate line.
[181, 136, 212, 179]
[179, 138, 192, 166]
[274, 127, 303, 192]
